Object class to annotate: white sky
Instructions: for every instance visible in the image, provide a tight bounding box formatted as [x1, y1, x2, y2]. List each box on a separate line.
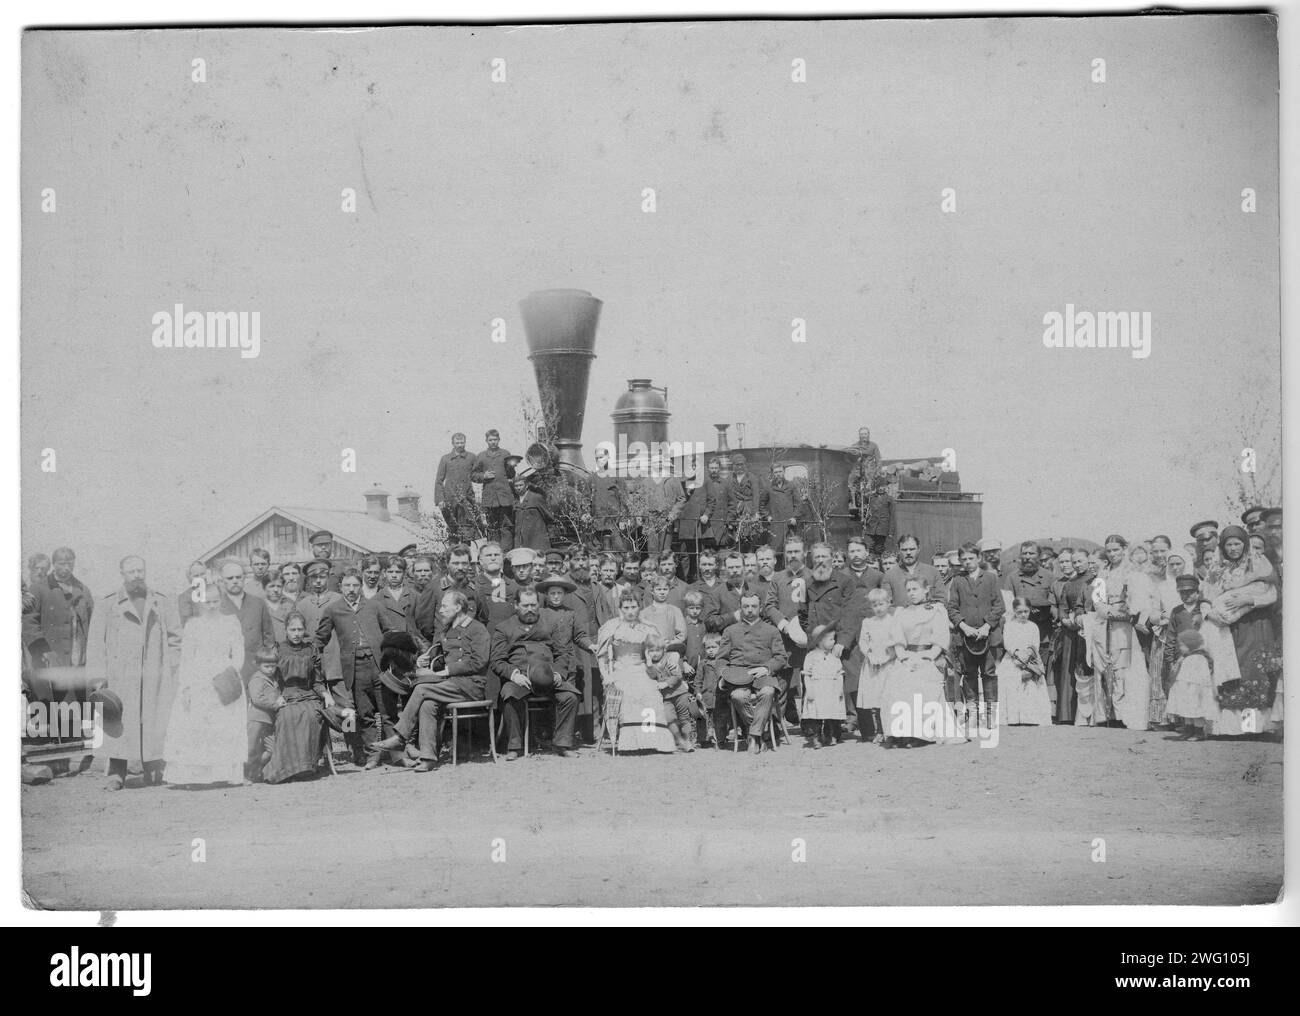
[21, 16, 1280, 596]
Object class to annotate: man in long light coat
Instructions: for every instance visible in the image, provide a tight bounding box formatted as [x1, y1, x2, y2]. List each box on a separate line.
[84, 556, 182, 790]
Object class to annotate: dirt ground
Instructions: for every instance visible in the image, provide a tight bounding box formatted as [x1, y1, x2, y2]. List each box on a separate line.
[21, 723, 1283, 910]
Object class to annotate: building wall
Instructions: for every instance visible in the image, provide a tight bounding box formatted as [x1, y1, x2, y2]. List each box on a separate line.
[202, 513, 367, 570]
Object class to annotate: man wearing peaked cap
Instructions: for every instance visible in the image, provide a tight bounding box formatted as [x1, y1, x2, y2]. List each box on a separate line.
[307, 529, 346, 593]
[1241, 506, 1266, 534]
[1189, 520, 1218, 545]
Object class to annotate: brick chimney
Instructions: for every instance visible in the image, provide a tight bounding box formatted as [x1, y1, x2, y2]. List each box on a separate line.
[363, 483, 390, 522]
[395, 486, 421, 523]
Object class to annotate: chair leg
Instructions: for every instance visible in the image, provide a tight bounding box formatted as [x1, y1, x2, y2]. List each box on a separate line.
[523, 704, 529, 758]
[730, 701, 740, 751]
[768, 714, 778, 750]
[452, 709, 459, 766]
[488, 706, 498, 762]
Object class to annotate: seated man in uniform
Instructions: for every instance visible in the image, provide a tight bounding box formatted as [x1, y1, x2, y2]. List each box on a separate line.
[371, 590, 493, 771]
[491, 588, 581, 760]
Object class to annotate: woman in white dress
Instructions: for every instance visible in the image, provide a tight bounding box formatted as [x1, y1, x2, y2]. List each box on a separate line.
[1090, 535, 1151, 731]
[594, 590, 677, 753]
[165, 579, 248, 786]
[879, 578, 964, 746]
[997, 599, 1053, 725]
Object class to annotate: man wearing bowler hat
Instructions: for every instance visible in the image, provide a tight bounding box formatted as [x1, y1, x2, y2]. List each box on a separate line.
[372, 591, 494, 770]
[307, 530, 347, 593]
[471, 428, 516, 552]
[491, 587, 579, 760]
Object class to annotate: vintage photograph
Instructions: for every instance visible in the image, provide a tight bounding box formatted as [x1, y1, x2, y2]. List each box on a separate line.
[19, 15, 1282, 909]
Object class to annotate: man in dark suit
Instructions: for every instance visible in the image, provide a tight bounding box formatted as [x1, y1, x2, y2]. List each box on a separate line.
[491, 588, 580, 761]
[217, 559, 274, 681]
[471, 541, 519, 631]
[765, 465, 808, 558]
[314, 568, 387, 766]
[471, 428, 516, 552]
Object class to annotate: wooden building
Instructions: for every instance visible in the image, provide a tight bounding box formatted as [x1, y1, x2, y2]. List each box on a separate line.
[194, 485, 426, 570]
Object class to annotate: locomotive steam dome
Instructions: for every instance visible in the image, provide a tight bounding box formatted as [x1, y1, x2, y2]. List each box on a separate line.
[520, 288, 602, 472]
[611, 378, 671, 451]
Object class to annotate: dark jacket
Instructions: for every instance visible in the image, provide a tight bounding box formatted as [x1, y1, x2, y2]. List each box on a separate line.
[471, 447, 516, 508]
[439, 617, 495, 699]
[434, 449, 475, 505]
[313, 595, 383, 690]
[372, 587, 429, 650]
[27, 573, 95, 663]
[947, 569, 1006, 648]
[490, 613, 571, 701]
[220, 593, 275, 680]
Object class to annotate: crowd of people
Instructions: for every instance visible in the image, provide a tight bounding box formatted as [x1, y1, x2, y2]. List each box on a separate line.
[20, 467, 1285, 789]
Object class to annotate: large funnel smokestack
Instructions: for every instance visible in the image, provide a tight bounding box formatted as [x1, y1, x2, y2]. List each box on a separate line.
[520, 289, 602, 472]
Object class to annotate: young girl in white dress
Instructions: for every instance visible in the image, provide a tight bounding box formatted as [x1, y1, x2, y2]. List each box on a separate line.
[801, 623, 847, 747]
[856, 588, 904, 744]
[996, 598, 1053, 726]
[1165, 628, 1217, 740]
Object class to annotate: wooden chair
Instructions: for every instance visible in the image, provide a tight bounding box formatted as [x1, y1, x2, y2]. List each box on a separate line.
[521, 694, 555, 757]
[441, 699, 498, 765]
[728, 692, 780, 751]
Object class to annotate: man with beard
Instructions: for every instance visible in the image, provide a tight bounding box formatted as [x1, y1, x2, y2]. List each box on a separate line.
[619, 554, 646, 605]
[727, 454, 768, 553]
[315, 569, 388, 767]
[689, 550, 729, 632]
[765, 465, 808, 558]
[639, 456, 686, 558]
[590, 445, 628, 552]
[415, 544, 480, 640]
[492, 589, 580, 760]
[1048, 548, 1093, 724]
[751, 544, 802, 732]
[28, 546, 94, 668]
[718, 592, 788, 754]
[847, 427, 882, 503]
[948, 541, 1005, 732]
[592, 554, 624, 629]
[471, 428, 516, 552]
[86, 556, 182, 790]
[1007, 540, 1054, 649]
[883, 534, 941, 606]
[218, 560, 275, 682]
[435, 432, 476, 544]
[835, 535, 889, 730]
[370, 590, 493, 771]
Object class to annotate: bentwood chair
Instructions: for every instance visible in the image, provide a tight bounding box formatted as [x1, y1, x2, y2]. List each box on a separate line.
[440, 699, 498, 764]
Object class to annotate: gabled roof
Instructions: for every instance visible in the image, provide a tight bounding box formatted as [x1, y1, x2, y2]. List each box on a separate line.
[196, 505, 423, 562]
